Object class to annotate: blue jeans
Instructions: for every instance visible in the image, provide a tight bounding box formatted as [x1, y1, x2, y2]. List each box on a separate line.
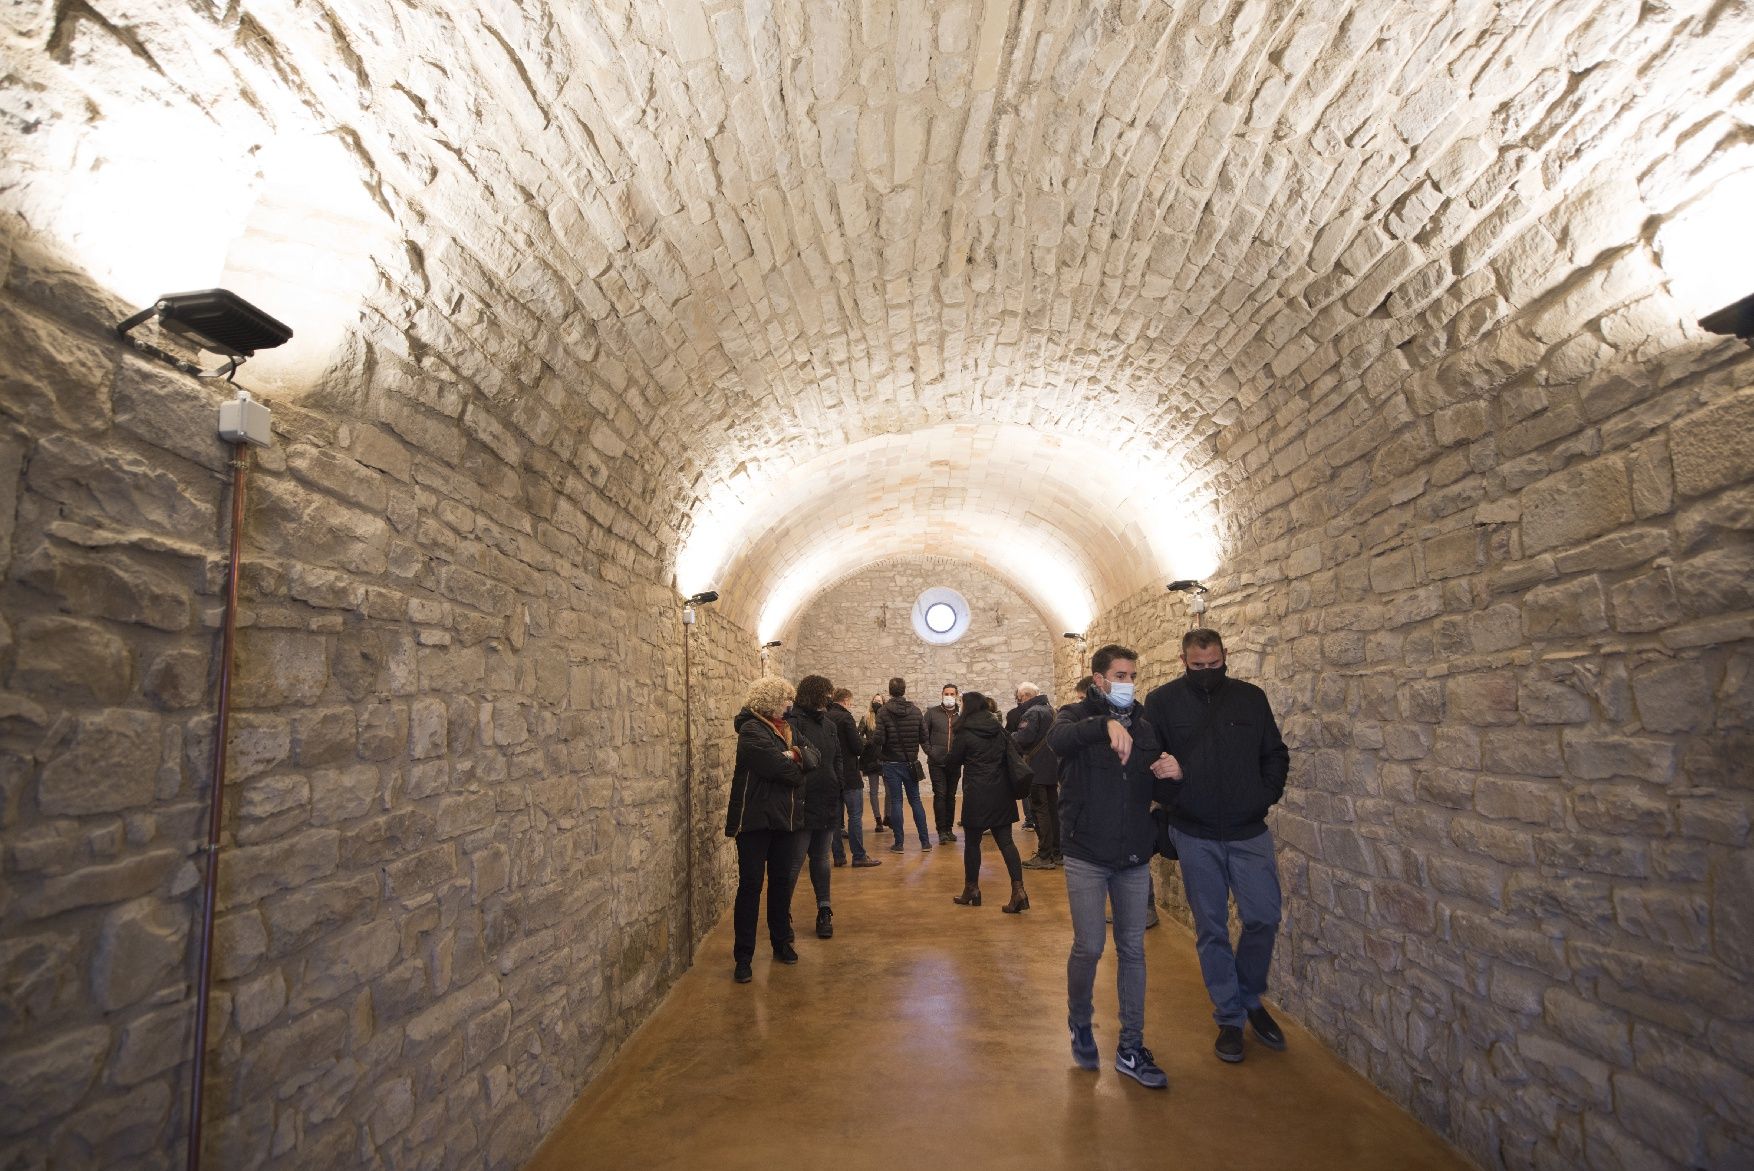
[1064, 856, 1151, 1051]
[1168, 827, 1282, 1027]
[882, 761, 931, 846]
[836, 788, 868, 861]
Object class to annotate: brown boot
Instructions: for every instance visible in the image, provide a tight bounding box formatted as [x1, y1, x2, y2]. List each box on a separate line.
[1002, 881, 1030, 914]
[952, 886, 982, 906]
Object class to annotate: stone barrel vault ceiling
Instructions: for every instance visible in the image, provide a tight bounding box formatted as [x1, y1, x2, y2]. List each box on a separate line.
[4, 0, 1751, 634]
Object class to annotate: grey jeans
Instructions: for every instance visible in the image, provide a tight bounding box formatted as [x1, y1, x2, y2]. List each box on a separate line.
[1064, 856, 1151, 1051]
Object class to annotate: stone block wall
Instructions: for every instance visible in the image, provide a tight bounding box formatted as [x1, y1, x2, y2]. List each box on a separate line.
[787, 556, 1057, 710]
[0, 253, 756, 1169]
[1081, 300, 1754, 1165]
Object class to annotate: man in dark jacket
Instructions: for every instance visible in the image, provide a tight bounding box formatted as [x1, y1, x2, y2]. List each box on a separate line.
[1009, 682, 1057, 866]
[1046, 645, 1168, 1090]
[827, 688, 880, 869]
[922, 682, 962, 845]
[874, 677, 932, 852]
[1144, 628, 1291, 1065]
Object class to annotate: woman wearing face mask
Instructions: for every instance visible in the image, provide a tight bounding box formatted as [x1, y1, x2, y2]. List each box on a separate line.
[944, 691, 1030, 913]
[725, 676, 810, 984]
[858, 694, 888, 833]
[922, 683, 962, 844]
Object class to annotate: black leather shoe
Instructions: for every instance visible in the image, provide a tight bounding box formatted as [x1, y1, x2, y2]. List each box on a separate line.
[733, 962, 752, 984]
[1248, 1007, 1286, 1050]
[773, 941, 798, 964]
[1215, 1025, 1245, 1063]
[815, 907, 834, 939]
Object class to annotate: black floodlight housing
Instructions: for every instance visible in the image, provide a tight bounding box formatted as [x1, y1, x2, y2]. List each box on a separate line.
[1700, 292, 1754, 342]
[761, 640, 783, 650]
[117, 289, 293, 378]
[1167, 580, 1209, 593]
[1063, 632, 1082, 640]
[686, 591, 720, 606]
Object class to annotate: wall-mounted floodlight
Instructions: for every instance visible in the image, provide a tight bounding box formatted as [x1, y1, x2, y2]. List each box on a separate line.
[1062, 632, 1083, 641]
[117, 289, 292, 379]
[1168, 579, 1209, 618]
[761, 640, 783, 650]
[1700, 292, 1754, 343]
[686, 591, 720, 606]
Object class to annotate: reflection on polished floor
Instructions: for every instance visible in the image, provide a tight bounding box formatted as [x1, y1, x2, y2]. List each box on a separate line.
[527, 838, 1472, 1171]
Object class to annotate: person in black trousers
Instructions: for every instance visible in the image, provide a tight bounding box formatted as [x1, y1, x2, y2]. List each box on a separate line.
[944, 691, 1029, 913]
[724, 676, 810, 983]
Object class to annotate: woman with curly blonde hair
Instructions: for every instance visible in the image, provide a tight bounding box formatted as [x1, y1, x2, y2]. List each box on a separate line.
[724, 675, 810, 983]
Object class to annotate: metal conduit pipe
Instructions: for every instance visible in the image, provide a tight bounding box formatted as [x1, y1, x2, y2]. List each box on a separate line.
[185, 442, 250, 1171]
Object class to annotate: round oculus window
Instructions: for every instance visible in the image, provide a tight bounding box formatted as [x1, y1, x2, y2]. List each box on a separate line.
[912, 588, 970, 645]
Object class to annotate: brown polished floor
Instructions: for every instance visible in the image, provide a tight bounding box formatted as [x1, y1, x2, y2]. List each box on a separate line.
[528, 831, 1473, 1171]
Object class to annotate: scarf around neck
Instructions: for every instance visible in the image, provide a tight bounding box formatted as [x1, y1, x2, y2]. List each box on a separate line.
[760, 712, 793, 746]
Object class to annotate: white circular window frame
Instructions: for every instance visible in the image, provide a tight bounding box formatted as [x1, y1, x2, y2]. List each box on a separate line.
[912, 587, 971, 645]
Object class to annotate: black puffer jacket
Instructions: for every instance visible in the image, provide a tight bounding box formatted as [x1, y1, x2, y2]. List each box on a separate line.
[875, 696, 927, 763]
[1012, 694, 1052, 749]
[944, 709, 1017, 830]
[1143, 675, 1290, 841]
[826, 702, 865, 790]
[1028, 699, 1079, 788]
[725, 709, 806, 836]
[787, 705, 844, 830]
[1046, 690, 1163, 869]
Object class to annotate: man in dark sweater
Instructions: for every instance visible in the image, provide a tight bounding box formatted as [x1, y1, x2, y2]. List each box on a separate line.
[1047, 644, 1168, 1091]
[1144, 628, 1291, 1065]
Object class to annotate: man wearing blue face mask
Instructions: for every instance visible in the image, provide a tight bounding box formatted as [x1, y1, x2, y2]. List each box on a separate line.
[1144, 628, 1291, 1065]
[1046, 643, 1168, 1090]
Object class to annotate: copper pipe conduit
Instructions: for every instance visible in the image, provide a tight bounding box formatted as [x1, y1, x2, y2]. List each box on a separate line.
[186, 442, 249, 1171]
[681, 616, 696, 966]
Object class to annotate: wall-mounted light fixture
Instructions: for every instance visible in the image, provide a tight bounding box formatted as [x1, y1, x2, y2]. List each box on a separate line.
[681, 589, 718, 626]
[1168, 579, 1210, 620]
[759, 639, 782, 666]
[117, 288, 293, 379]
[1700, 292, 1754, 343]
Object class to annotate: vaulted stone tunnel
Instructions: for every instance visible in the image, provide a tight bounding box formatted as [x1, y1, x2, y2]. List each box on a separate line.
[2, 1, 1751, 1168]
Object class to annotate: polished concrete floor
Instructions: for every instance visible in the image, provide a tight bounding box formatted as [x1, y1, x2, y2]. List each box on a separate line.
[528, 827, 1473, 1171]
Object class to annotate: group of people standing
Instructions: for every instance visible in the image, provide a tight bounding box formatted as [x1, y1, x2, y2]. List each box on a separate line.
[724, 629, 1293, 1097]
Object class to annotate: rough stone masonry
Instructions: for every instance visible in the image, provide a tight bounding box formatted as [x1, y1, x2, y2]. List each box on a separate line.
[2, 1, 1753, 1171]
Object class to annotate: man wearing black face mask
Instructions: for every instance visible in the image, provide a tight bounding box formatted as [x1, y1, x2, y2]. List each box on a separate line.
[1143, 628, 1291, 1066]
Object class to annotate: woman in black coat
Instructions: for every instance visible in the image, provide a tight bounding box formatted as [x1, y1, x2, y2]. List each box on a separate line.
[786, 674, 845, 941]
[725, 675, 808, 983]
[943, 691, 1029, 913]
